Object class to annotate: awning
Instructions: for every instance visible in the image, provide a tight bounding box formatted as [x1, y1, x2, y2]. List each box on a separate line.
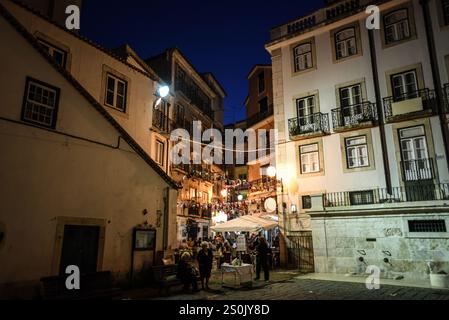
[211, 215, 278, 233]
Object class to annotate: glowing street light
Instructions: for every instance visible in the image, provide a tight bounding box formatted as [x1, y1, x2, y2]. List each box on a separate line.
[237, 194, 244, 202]
[221, 189, 228, 198]
[158, 85, 170, 98]
[267, 166, 277, 178]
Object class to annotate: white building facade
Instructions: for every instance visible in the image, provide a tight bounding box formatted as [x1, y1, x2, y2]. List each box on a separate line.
[266, 0, 449, 280]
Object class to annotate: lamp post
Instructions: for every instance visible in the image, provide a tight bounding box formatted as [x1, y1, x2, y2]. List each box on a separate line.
[153, 85, 170, 110]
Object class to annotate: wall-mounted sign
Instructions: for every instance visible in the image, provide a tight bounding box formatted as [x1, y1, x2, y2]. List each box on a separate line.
[133, 228, 156, 251]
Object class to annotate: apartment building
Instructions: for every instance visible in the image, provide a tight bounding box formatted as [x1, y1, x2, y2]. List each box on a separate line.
[0, 1, 180, 298]
[147, 49, 227, 243]
[266, 0, 449, 280]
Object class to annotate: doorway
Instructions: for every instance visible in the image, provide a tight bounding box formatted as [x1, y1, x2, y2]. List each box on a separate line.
[59, 225, 100, 276]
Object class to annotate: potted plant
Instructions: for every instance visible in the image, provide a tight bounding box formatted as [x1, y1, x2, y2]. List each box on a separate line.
[428, 262, 449, 289]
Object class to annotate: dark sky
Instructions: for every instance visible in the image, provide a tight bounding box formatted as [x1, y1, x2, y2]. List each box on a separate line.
[81, 0, 324, 125]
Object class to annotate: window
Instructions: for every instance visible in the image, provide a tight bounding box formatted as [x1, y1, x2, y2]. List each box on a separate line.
[302, 196, 312, 209]
[399, 126, 432, 181]
[391, 70, 418, 101]
[349, 190, 374, 205]
[409, 220, 447, 233]
[38, 38, 67, 68]
[443, 0, 449, 26]
[300, 144, 320, 174]
[293, 42, 313, 72]
[335, 28, 357, 59]
[296, 96, 315, 126]
[155, 140, 165, 166]
[340, 84, 363, 120]
[175, 104, 185, 126]
[105, 73, 127, 112]
[345, 136, 369, 169]
[384, 9, 411, 44]
[258, 71, 265, 93]
[259, 97, 269, 114]
[21, 77, 60, 129]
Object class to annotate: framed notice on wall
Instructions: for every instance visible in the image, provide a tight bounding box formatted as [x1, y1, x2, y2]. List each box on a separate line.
[133, 228, 156, 251]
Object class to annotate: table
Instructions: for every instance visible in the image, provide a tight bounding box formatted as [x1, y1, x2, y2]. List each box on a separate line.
[220, 264, 253, 289]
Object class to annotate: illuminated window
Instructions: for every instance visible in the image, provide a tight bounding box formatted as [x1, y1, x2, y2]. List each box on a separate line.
[384, 9, 411, 44]
[22, 77, 60, 129]
[293, 42, 313, 72]
[335, 27, 357, 59]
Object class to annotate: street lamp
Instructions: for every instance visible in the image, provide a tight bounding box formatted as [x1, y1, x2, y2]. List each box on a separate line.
[153, 85, 170, 110]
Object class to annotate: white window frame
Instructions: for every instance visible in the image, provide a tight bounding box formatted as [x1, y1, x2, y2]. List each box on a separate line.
[391, 70, 418, 101]
[335, 27, 357, 60]
[300, 143, 320, 174]
[22, 78, 59, 128]
[105, 73, 127, 112]
[155, 140, 165, 166]
[296, 95, 316, 127]
[399, 126, 432, 181]
[384, 9, 411, 44]
[345, 136, 369, 169]
[293, 43, 313, 72]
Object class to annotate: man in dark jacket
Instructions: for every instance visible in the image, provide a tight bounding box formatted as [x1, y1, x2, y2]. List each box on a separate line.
[255, 236, 270, 282]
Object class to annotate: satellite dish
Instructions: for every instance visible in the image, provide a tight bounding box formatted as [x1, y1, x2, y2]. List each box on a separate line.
[264, 198, 277, 213]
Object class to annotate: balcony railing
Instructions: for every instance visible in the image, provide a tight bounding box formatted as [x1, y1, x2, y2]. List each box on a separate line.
[401, 158, 435, 182]
[247, 105, 274, 127]
[324, 183, 449, 208]
[383, 88, 437, 118]
[444, 84, 449, 113]
[332, 102, 377, 130]
[288, 112, 330, 138]
[152, 109, 175, 133]
[172, 163, 214, 183]
[249, 177, 280, 194]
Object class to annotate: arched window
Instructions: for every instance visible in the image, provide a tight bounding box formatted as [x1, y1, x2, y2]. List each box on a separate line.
[293, 42, 313, 72]
[384, 9, 410, 44]
[335, 27, 357, 59]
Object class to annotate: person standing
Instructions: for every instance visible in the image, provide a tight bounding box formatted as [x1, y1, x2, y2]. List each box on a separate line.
[197, 242, 214, 290]
[255, 236, 270, 282]
[177, 252, 199, 293]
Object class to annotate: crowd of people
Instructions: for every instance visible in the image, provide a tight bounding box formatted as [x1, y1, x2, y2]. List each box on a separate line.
[175, 233, 280, 293]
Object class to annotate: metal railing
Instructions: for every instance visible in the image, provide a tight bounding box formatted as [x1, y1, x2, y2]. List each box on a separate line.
[401, 158, 435, 182]
[332, 102, 377, 129]
[249, 177, 280, 194]
[247, 105, 274, 127]
[172, 163, 214, 183]
[288, 112, 330, 138]
[152, 109, 175, 133]
[324, 183, 449, 208]
[383, 88, 437, 118]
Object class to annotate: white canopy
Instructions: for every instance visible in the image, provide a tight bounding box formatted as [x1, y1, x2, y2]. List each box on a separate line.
[211, 215, 278, 233]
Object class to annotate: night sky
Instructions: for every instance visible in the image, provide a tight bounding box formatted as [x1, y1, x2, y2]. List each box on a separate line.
[81, 0, 324, 125]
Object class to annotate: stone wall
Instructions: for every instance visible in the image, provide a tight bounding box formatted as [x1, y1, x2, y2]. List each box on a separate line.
[311, 213, 449, 281]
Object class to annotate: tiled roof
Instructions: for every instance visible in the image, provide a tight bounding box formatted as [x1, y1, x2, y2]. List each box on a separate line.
[0, 2, 182, 189]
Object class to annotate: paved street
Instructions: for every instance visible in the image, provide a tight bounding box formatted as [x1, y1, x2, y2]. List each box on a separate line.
[151, 277, 449, 301]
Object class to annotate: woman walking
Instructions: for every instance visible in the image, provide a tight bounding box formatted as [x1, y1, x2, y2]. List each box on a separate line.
[197, 242, 214, 290]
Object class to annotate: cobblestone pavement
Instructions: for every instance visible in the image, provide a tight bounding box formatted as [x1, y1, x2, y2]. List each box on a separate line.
[155, 279, 449, 301]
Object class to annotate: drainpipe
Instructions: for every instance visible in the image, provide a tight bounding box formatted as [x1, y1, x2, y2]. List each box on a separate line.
[368, 29, 392, 194]
[420, 0, 449, 171]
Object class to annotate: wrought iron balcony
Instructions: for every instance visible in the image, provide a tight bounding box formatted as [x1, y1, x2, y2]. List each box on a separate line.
[249, 177, 280, 194]
[152, 109, 175, 134]
[172, 163, 214, 183]
[247, 105, 274, 127]
[401, 158, 435, 182]
[324, 183, 449, 207]
[383, 88, 437, 119]
[288, 112, 330, 138]
[332, 102, 377, 130]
